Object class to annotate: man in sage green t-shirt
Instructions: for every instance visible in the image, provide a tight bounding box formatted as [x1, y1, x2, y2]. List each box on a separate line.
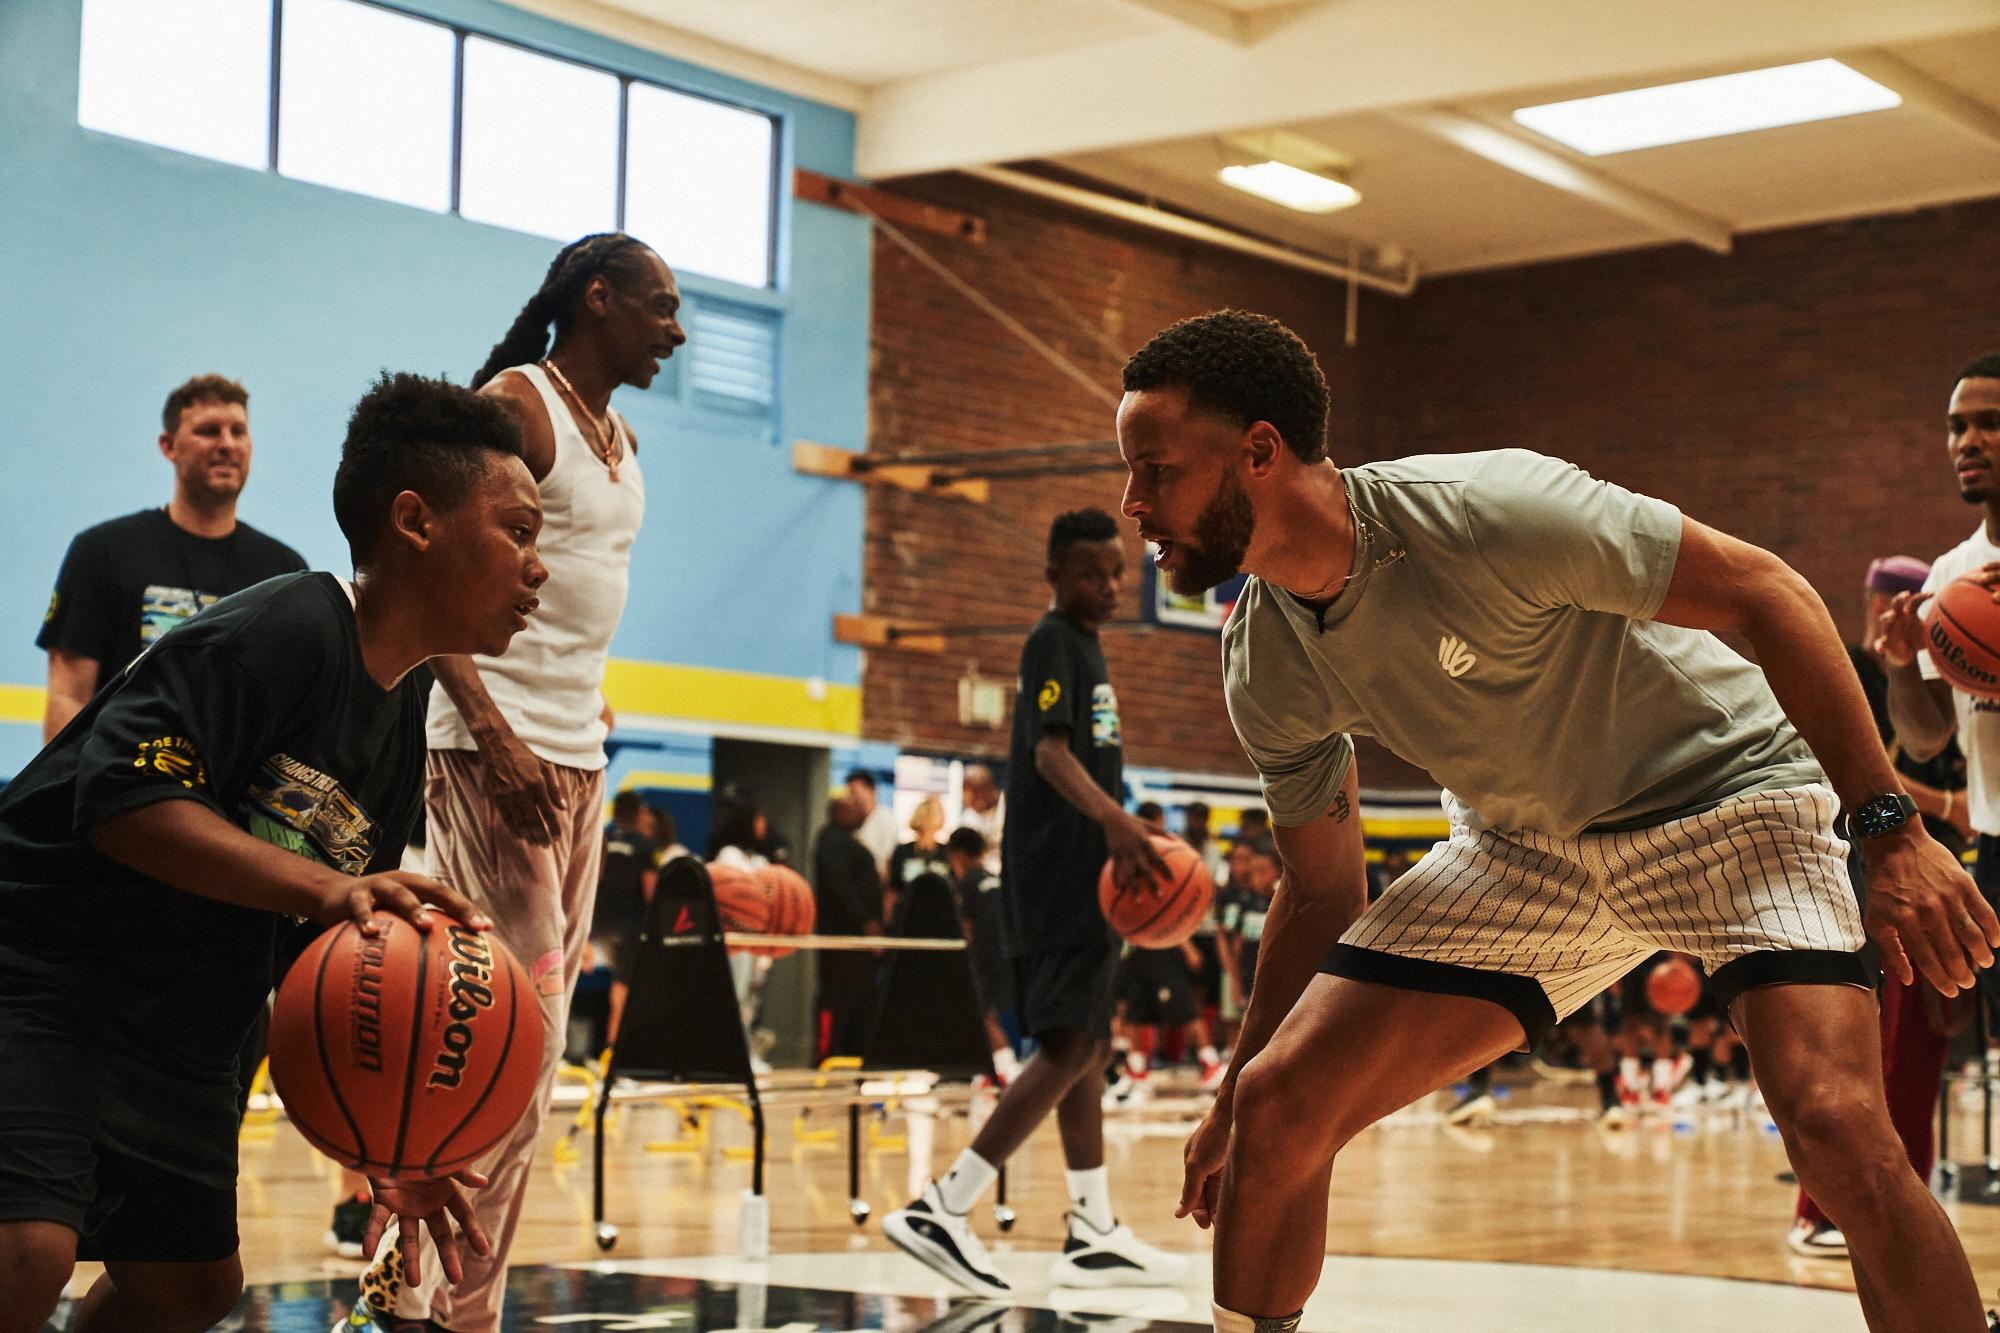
[1116, 310, 1998, 1333]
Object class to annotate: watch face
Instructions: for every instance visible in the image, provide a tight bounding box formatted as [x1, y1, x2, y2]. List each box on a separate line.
[1857, 793, 1916, 838]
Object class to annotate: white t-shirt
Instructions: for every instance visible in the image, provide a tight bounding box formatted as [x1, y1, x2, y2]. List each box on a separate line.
[960, 796, 1005, 874]
[1920, 523, 2000, 835]
[856, 803, 899, 874]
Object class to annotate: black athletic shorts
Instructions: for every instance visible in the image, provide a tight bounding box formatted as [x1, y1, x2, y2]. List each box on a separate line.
[1120, 949, 1198, 1026]
[1015, 943, 1122, 1040]
[0, 965, 240, 1263]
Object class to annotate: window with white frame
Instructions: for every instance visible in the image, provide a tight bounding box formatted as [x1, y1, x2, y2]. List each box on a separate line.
[78, 0, 272, 170]
[74, 0, 783, 289]
[278, 0, 456, 212]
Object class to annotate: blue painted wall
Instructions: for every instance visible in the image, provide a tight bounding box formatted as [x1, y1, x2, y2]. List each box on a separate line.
[0, 0, 869, 775]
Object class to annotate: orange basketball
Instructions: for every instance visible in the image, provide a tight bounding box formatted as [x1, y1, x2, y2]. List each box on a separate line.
[753, 864, 817, 957]
[1643, 956, 1703, 1018]
[709, 861, 771, 943]
[268, 914, 543, 1177]
[1926, 577, 2000, 700]
[1098, 834, 1214, 948]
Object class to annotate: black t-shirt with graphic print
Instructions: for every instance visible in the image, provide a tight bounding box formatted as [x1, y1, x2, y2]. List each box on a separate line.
[36, 507, 307, 675]
[1001, 609, 1123, 954]
[0, 573, 426, 1183]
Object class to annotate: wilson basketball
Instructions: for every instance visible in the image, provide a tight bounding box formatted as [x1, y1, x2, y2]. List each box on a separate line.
[753, 864, 817, 957]
[1925, 577, 2000, 700]
[1098, 834, 1214, 948]
[1643, 956, 1703, 1018]
[709, 861, 772, 938]
[268, 914, 543, 1177]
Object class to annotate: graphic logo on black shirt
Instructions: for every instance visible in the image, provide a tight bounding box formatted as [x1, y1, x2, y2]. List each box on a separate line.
[243, 753, 377, 875]
[140, 584, 219, 647]
[43, 590, 57, 624]
[1038, 679, 1062, 711]
[1090, 683, 1121, 747]
[133, 735, 207, 789]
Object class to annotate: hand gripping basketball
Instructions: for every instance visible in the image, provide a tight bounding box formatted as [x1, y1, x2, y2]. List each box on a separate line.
[315, 868, 493, 937]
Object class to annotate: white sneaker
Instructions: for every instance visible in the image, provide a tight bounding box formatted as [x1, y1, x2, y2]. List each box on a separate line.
[1049, 1211, 1188, 1288]
[883, 1180, 1012, 1298]
[1786, 1218, 1848, 1260]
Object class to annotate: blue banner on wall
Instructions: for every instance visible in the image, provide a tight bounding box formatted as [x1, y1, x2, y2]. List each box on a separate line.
[1141, 553, 1247, 633]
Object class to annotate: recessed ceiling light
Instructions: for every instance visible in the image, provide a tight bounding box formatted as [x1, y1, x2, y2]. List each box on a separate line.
[1512, 58, 1900, 156]
[1217, 160, 1361, 213]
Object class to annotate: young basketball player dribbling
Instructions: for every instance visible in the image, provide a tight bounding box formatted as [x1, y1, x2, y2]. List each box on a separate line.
[0, 374, 545, 1333]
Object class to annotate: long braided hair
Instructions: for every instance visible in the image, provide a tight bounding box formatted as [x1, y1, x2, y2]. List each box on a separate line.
[472, 232, 657, 389]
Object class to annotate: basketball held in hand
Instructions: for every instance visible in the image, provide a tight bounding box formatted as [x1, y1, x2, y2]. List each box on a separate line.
[1098, 834, 1214, 949]
[268, 913, 543, 1178]
[1925, 576, 2000, 700]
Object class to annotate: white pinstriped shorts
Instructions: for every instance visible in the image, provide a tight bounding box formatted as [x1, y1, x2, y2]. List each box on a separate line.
[1327, 783, 1870, 1048]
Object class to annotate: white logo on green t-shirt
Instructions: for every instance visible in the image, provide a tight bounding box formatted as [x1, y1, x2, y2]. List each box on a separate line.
[1438, 635, 1477, 679]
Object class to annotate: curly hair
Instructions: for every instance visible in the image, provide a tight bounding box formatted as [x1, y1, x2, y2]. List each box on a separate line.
[1959, 353, 2000, 386]
[334, 372, 525, 565]
[1046, 507, 1120, 565]
[1121, 310, 1330, 463]
[472, 232, 659, 389]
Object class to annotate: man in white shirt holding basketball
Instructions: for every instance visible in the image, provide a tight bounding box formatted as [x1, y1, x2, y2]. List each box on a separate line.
[1880, 354, 2000, 904]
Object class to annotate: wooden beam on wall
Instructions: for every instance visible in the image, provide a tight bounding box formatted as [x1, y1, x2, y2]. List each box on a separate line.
[794, 169, 987, 243]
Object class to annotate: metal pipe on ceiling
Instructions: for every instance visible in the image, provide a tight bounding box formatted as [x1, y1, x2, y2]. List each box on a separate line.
[962, 165, 1420, 297]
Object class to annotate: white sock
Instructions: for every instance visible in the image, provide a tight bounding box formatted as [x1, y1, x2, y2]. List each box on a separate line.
[1213, 1305, 1256, 1333]
[1066, 1165, 1115, 1232]
[1620, 1056, 1642, 1087]
[993, 1046, 1021, 1080]
[935, 1148, 997, 1215]
[1213, 1304, 1302, 1333]
[1652, 1057, 1675, 1090]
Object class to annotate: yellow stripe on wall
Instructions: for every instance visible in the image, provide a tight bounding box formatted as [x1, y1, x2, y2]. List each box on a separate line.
[0, 684, 41, 725]
[1, 659, 861, 738]
[601, 658, 860, 737]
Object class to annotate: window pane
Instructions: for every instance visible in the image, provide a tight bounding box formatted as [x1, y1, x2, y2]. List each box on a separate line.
[78, 0, 271, 169]
[625, 84, 775, 287]
[277, 0, 454, 211]
[459, 36, 619, 242]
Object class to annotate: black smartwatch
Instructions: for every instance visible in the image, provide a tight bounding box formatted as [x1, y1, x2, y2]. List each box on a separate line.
[1851, 791, 1920, 840]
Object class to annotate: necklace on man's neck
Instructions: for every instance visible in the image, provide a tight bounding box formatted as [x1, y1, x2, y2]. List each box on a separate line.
[1292, 510, 1406, 603]
[541, 358, 623, 483]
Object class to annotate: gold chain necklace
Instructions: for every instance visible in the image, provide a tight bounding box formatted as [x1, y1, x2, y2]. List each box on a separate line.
[540, 358, 623, 483]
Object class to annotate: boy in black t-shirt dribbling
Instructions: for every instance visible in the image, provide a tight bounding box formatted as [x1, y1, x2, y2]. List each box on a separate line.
[0, 373, 549, 1333]
[883, 509, 1186, 1296]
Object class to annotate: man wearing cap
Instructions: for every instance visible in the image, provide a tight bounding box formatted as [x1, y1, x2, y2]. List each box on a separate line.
[1785, 553, 1971, 1259]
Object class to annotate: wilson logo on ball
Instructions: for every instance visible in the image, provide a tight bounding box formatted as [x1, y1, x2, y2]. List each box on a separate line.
[1929, 618, 1999, 687]
[428, 926, 498, 1091]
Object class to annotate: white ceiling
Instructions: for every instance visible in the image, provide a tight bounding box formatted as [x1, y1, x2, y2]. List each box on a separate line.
[504, 0, 2000, 278]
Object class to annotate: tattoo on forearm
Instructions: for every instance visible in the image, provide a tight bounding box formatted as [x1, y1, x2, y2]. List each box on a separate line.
[1330, 791, 1351, 822]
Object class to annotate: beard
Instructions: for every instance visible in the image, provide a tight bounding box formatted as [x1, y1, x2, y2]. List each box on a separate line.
[1165, 469, 1256, 597]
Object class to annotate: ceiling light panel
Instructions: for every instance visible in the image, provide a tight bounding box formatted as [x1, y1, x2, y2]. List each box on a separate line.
[1512, 58, 1901, 156]
[1218, 160, 1361, 213]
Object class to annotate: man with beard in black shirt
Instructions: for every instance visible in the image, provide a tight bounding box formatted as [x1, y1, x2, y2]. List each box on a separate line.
[0, 372, 547, 1333]
[884, 508, 1183, 1297]
[38, 374, 306, 741]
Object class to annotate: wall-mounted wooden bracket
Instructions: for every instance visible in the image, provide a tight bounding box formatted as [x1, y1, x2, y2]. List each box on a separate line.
[793, 441, 990, 502]
[794, 168, 986, 243]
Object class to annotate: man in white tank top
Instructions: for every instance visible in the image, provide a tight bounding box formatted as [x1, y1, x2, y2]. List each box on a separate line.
[345, 233, 684, 1333]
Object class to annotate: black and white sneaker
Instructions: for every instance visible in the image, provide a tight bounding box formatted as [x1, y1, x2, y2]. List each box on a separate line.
[883, 1181, 1013, 1299]
[1048, 1211, 1188, 1288]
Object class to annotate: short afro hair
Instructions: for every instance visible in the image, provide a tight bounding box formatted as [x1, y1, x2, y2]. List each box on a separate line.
[1958, 353, 2000, 386]
[1047, 507, 1120, 565]
[1122, 310, 1330, 463]
[333, 372, 525, 566]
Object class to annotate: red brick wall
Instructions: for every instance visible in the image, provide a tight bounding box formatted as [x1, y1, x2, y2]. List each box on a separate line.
[862, 174, 2000, 790]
